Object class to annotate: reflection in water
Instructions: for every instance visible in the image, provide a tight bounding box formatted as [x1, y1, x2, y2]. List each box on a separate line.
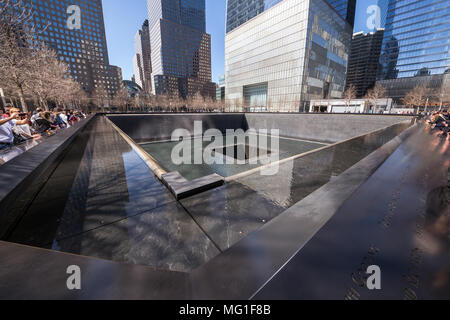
[141, 134, 327, 181]
[182, 122, 413, 251]
[2, 118, 420, 274]
[237, 122, 411, 209]
[55, 117, 132, 254]
[0, 139, 41, 165]
[423, 187, 449, 250]
[239, 159, 295, 208]
[253, 125, 450, 300]
[48, 117, 219, 272]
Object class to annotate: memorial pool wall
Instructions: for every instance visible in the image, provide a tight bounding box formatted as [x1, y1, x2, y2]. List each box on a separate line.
[107, 113, 414, 144]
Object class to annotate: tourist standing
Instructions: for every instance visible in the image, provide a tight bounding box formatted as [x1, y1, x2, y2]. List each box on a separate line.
[0, 111, 32, 150]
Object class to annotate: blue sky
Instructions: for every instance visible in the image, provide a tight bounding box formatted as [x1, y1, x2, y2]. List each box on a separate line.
[103, 0, 378, 83]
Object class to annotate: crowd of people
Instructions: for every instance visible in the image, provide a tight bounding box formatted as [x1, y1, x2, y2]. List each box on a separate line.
[0, 104, 86, 153]
[426, 109, 450, 139]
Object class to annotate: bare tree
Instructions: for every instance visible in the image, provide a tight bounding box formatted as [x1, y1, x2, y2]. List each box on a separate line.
[219, 99, 226, 113]
[0, 0, 49, 112]
[364, 84, 387, 114]
[428, 87, 447, 112]
[204, 96, 213, 112]
[68, 84, 89, 112]
[167, 94, 180, 112]
[159, 94, 170, 112]
[136, 95, 142, 111]
[343, 84, 357, 113]
[112, 86, 129, 112]
[402, 84, 430, 114]
[233, 97, 242, 113]
[192, 92, 204, 112]
[0, 1, 82, 113]
[92, 84, 109, 112]
[224, 99, 231, 113]
[141, 94, 153, 111]
[173, 96, 184, 112]
[26, 44, 70, 110]
[214, 97, 225, 113]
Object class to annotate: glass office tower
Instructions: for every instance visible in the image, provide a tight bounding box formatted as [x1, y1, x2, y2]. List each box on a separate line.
[325, 0, 356, 27]
[378, 0, 449, 80]
[376, 0, 389, 29]
[31, 0, 122, 97]
[226, 0, 356, 33]
[147, 0, 215, 98]
[376, 0, 450, 103]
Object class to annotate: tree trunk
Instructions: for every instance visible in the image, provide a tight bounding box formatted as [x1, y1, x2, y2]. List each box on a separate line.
[39, 96, 49, 111]
[18, 87, 28, 112]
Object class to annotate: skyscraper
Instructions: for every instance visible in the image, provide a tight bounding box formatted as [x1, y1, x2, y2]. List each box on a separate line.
[326, 0, 356, 27]
[225, 0, 352, 112]
[147, 0, 215, 99]
[376, 0, 450, 103]
[226, 0, 283, 33]
[226, 0, 356, 33]
[32, 0, 122, 98]
[133, 20, 152, 94]
[346, 29, 385, 98]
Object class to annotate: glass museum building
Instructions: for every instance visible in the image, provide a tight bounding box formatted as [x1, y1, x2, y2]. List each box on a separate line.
[224, 0, 353, 112]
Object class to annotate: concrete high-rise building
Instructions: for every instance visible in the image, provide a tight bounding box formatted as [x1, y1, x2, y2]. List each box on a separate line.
[346, 29, 385, 98]
[376, 0, 450, 104]
[225, 0, 352, 112]
[133, 20, 152, 94]
[108, 65, 123, 93]
[226, 0, 356, 33]
[146, 0, 215, 99]
[32, 0, 122, 98]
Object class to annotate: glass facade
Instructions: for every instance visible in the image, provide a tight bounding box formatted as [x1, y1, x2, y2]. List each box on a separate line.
[244, 83, 268, 108]
[304, 0, 351, 101]
[226, 0, 283, 33]
[216, 75, 225, 102]
[226, 0, 355, 33]
[375, 0, 389, 29]
[180, 0, 206, 32]
[147, 0, 214, 98]
[225, 0, 351, 112]
[377, 0, 450, 80]
[148, 0, 205, 32]
[30, 0, 122, 96]
[325, 0, 356, 26]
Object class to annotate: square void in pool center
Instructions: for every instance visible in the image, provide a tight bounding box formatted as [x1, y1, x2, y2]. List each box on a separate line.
[140, 134, 327, 181]
[214, 143, 272, 162]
